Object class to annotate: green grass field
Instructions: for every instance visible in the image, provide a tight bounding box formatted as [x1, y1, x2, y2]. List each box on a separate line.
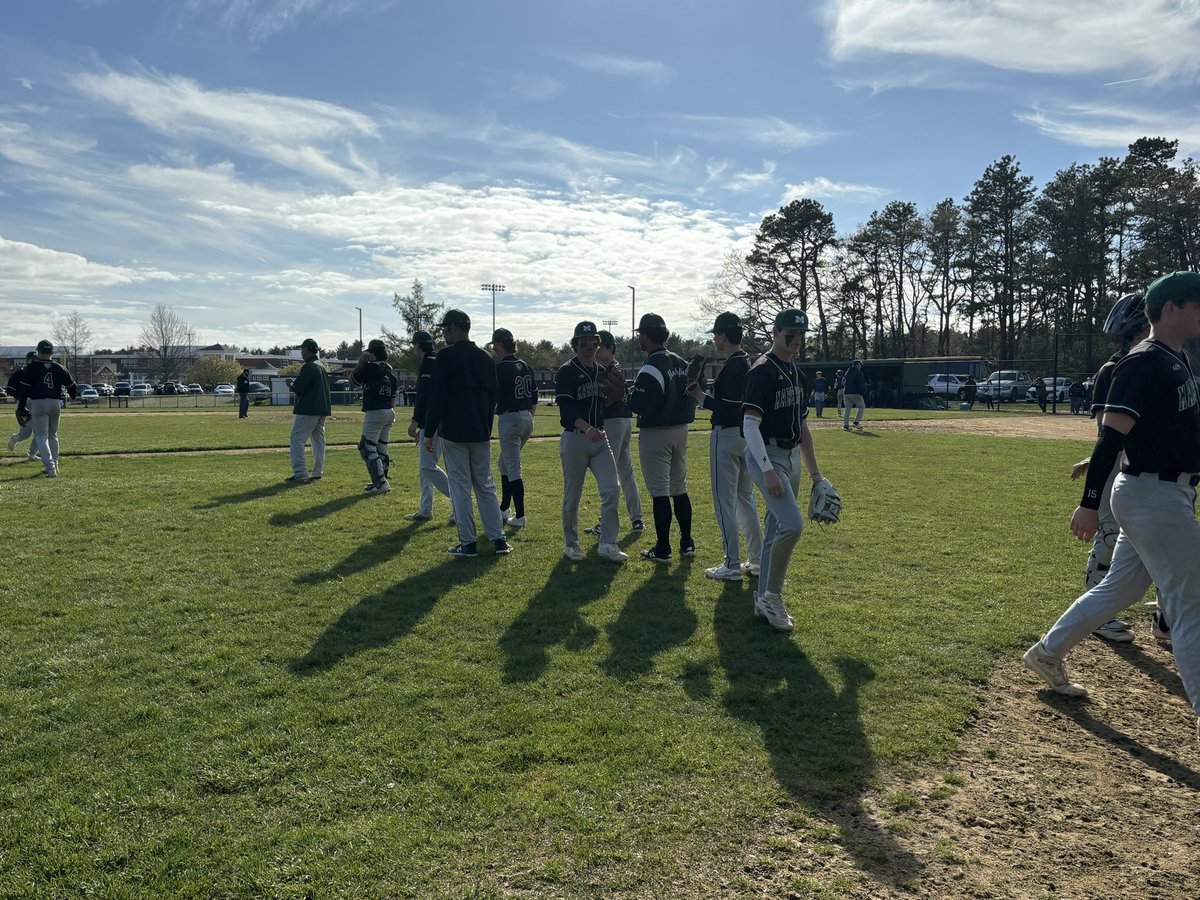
[0, 416, 1122, 897]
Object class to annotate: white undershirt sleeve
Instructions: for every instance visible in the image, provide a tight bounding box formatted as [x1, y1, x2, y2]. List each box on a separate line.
[742, 413, 773, 472]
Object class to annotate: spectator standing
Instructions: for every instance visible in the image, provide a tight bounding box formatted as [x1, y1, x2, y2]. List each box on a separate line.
[1068, 379, 1085, 415]
[964, 376, 978, 410]
[842, 360, 866, 431]
[811, 370, 829, 418]
[1034, 376, 1049, 413]
[16, 339, 76, 477]
[236, 368, 251, 418]
[405, 331, 453, 522]
[353, 339, 398, 496]
[688, 312, 763, 581]
[628, 312, 696, 563]
[490, 328, 537, 528]
[424, 309, 511, 557]
[286, 338, 331, 482]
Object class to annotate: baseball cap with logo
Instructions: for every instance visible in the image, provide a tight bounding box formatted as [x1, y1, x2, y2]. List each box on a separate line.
[300, 338, 319, 353]
[573, 321, 599, 339]
[36, 339, 54, 354]
[1144, 271, 1200, 312]
[489, 327, 514, 345]
[413, 330, 433, 344]
[635, 312, 666, 332]
[435, 308, 471, 329]
[709, 312, 741, 333]
[773, 308, 809, 332]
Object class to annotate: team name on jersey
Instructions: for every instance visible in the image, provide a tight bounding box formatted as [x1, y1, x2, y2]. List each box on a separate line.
[576, 380, 598, 400]
[1179, 376, 1200, 412]
[773, 384, 802, 409]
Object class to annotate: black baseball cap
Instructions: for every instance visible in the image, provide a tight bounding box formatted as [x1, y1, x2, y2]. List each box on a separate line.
[413, 330, 433, 344]
[367, 338, 388, 361]
[36, 339, 53, 354]
[709, 312, 741, 333]
[598, 329, 616, 347]
[25, 351, 36, 361]
[773, 308, 808, 332]
[436, 309, 471, 329]
[489, 327, 514, 345]
[635, 312, 666, 332]
[573, 321, 599, 339]
[300, 338, 319, 353]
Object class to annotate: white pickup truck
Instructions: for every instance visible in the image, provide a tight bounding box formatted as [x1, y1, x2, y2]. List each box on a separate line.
[976, 370, 1034, 403]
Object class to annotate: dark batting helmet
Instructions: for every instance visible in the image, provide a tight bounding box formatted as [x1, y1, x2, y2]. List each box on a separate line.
[1103, 292, 1148, 339]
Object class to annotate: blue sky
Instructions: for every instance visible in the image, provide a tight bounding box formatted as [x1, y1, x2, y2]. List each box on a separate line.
[2, 0, 1198, 351]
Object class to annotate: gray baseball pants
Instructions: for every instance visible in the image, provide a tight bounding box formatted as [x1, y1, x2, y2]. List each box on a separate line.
[10, 419, 38, 457]
[442, 438, 504, 545]
[560, 431, 620, 551]
[417, 429, 451, 516]
[361, 408, 395, 487]
[605, 416, 642, 522]
[638, 423, 688, 497]
[289, 414, 326, 478]
[497, 410, 534, 479]
[843, 394, 865, 428]
[747, 443, 805, 598]
[1040, 473, 1200, 717]
[711, 426, 762, 569]
[29, 398, 61, 475]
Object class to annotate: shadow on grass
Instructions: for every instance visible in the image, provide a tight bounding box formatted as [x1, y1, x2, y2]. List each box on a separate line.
[600, 565, 697, 680]
[290, 558, 482, 675]
[270, 493, 369, 527]
[1042, 695, 1200, 790]
[194, 481, 298, 509]
[294, 522, 423, 585]
[500, 556, 619, 683]
[713, 584, 918, 886]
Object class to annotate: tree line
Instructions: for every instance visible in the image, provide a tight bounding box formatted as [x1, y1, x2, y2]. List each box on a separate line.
[702, 136, 1199, 375]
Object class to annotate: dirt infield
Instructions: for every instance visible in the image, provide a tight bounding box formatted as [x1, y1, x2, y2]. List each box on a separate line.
[808, 412, 1098, 441]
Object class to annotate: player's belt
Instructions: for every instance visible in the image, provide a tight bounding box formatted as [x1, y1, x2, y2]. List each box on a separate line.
[764, 437, 798, 450]
[1122, 467, 1200, 486]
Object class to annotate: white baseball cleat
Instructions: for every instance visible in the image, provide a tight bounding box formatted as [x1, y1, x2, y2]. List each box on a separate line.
[740, 561, 760, 577]
[507, 516, 527, 529]
[754, 592, 793, 631]
[1023, 643, 1088, 696]
[564, 546, 586, 562]
[6, 434, 15, 451]
[598, 543, 628, 563]
[705, 564, 744, 582]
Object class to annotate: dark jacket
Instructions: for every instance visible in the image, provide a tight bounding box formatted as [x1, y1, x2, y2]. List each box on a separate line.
[292, 360, 332, 416]
[629, 348, 695, 428]
[844, 367, 866, 395]
[17, 359, 76, 405]
[236, 372, 250, 395]
[425, 340, 497, 442]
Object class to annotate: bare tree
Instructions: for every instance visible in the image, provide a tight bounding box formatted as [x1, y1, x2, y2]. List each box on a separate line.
[139, 304, 194, 382]
[51, 312, 95, 381]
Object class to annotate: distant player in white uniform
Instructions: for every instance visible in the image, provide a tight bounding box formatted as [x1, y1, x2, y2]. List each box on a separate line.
[1024, 271, 1200, 743]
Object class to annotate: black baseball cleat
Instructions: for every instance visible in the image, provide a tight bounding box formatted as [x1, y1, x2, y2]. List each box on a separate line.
[631, 519, 645, 533]
[493, 538, 513, 555]
[448, 542, 478, 558]
[680, 540, 696, 557]
[640, 546, 672, 563]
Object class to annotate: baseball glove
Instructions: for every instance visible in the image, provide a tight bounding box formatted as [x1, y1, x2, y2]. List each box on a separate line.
[686, 354, 706, 389]
[600, 363, 628, 405]
[16, 408, 31, 427]
[1070, 457, 1090, 481]
[808, 478, 842, 525]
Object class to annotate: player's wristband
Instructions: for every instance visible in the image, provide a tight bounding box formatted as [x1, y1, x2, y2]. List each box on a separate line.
[1080, 425, 1124, 510]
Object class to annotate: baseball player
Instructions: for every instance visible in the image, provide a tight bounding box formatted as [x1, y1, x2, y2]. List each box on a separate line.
[404, 331, 453, 522]
[811, 370, 829, 418]
[628, 312, 696, 563]
[424, 309, 511, 558]
[7, 351, 42, 461]
[584, 330, 644, 536]
[843, 359, 866, 431]
[286, 338, 332, 482]
[236, 368, 251, 418]
[1024, 271, 1200, 742]
[688, 312, 763, 581]
[15, 339, 77, 477]
[489, 328, 537, 528]
[741, 309, 833, 630]
[555, 322, 627, 563]
[352, 339, 398, 496]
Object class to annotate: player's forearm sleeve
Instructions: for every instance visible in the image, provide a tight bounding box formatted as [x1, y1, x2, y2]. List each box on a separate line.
[742, 414, 772, 472]
[1081, 425, 1124, 510]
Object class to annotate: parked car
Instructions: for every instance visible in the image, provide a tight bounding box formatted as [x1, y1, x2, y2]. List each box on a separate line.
[130, 383, 153, 397]
[93, 383, 114, 396]
[187, 383, 204, 394]
[77, 384, 99, 404]
[1026, 377, 1072, 404]
[246, 382, 272, 403]
[976, 370, 1035, 403]
[114, 381, 132, 396]
[214, 383, 235, 396]
[329, 378, 355, 404]
[926, 374, 973, 400]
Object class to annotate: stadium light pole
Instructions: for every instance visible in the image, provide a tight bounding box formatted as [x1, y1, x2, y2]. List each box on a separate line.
[628, 285, 636, 339]
[481, 283, 506, 333]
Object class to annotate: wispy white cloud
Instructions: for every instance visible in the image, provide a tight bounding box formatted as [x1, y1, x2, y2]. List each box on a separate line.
[557, 51, 674, 87]
[505, 73, 566, 104]
[182, 0, 394, 42]
[73, 68, 380, 186]
[1017, 102, 1200, 153]
[635, 113, 831, 150]
[827, 0, 1200, 80]
[726, 161, 777, 192]
[780, 176, 889, 203]
[0, 235, 177, 292]
[15, 76, 34, 91]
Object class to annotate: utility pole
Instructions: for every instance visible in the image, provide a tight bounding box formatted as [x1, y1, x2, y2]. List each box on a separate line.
[355, 307, 363, 351]
[481, 283, 506, 333]
[628, 285, 636, 339]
